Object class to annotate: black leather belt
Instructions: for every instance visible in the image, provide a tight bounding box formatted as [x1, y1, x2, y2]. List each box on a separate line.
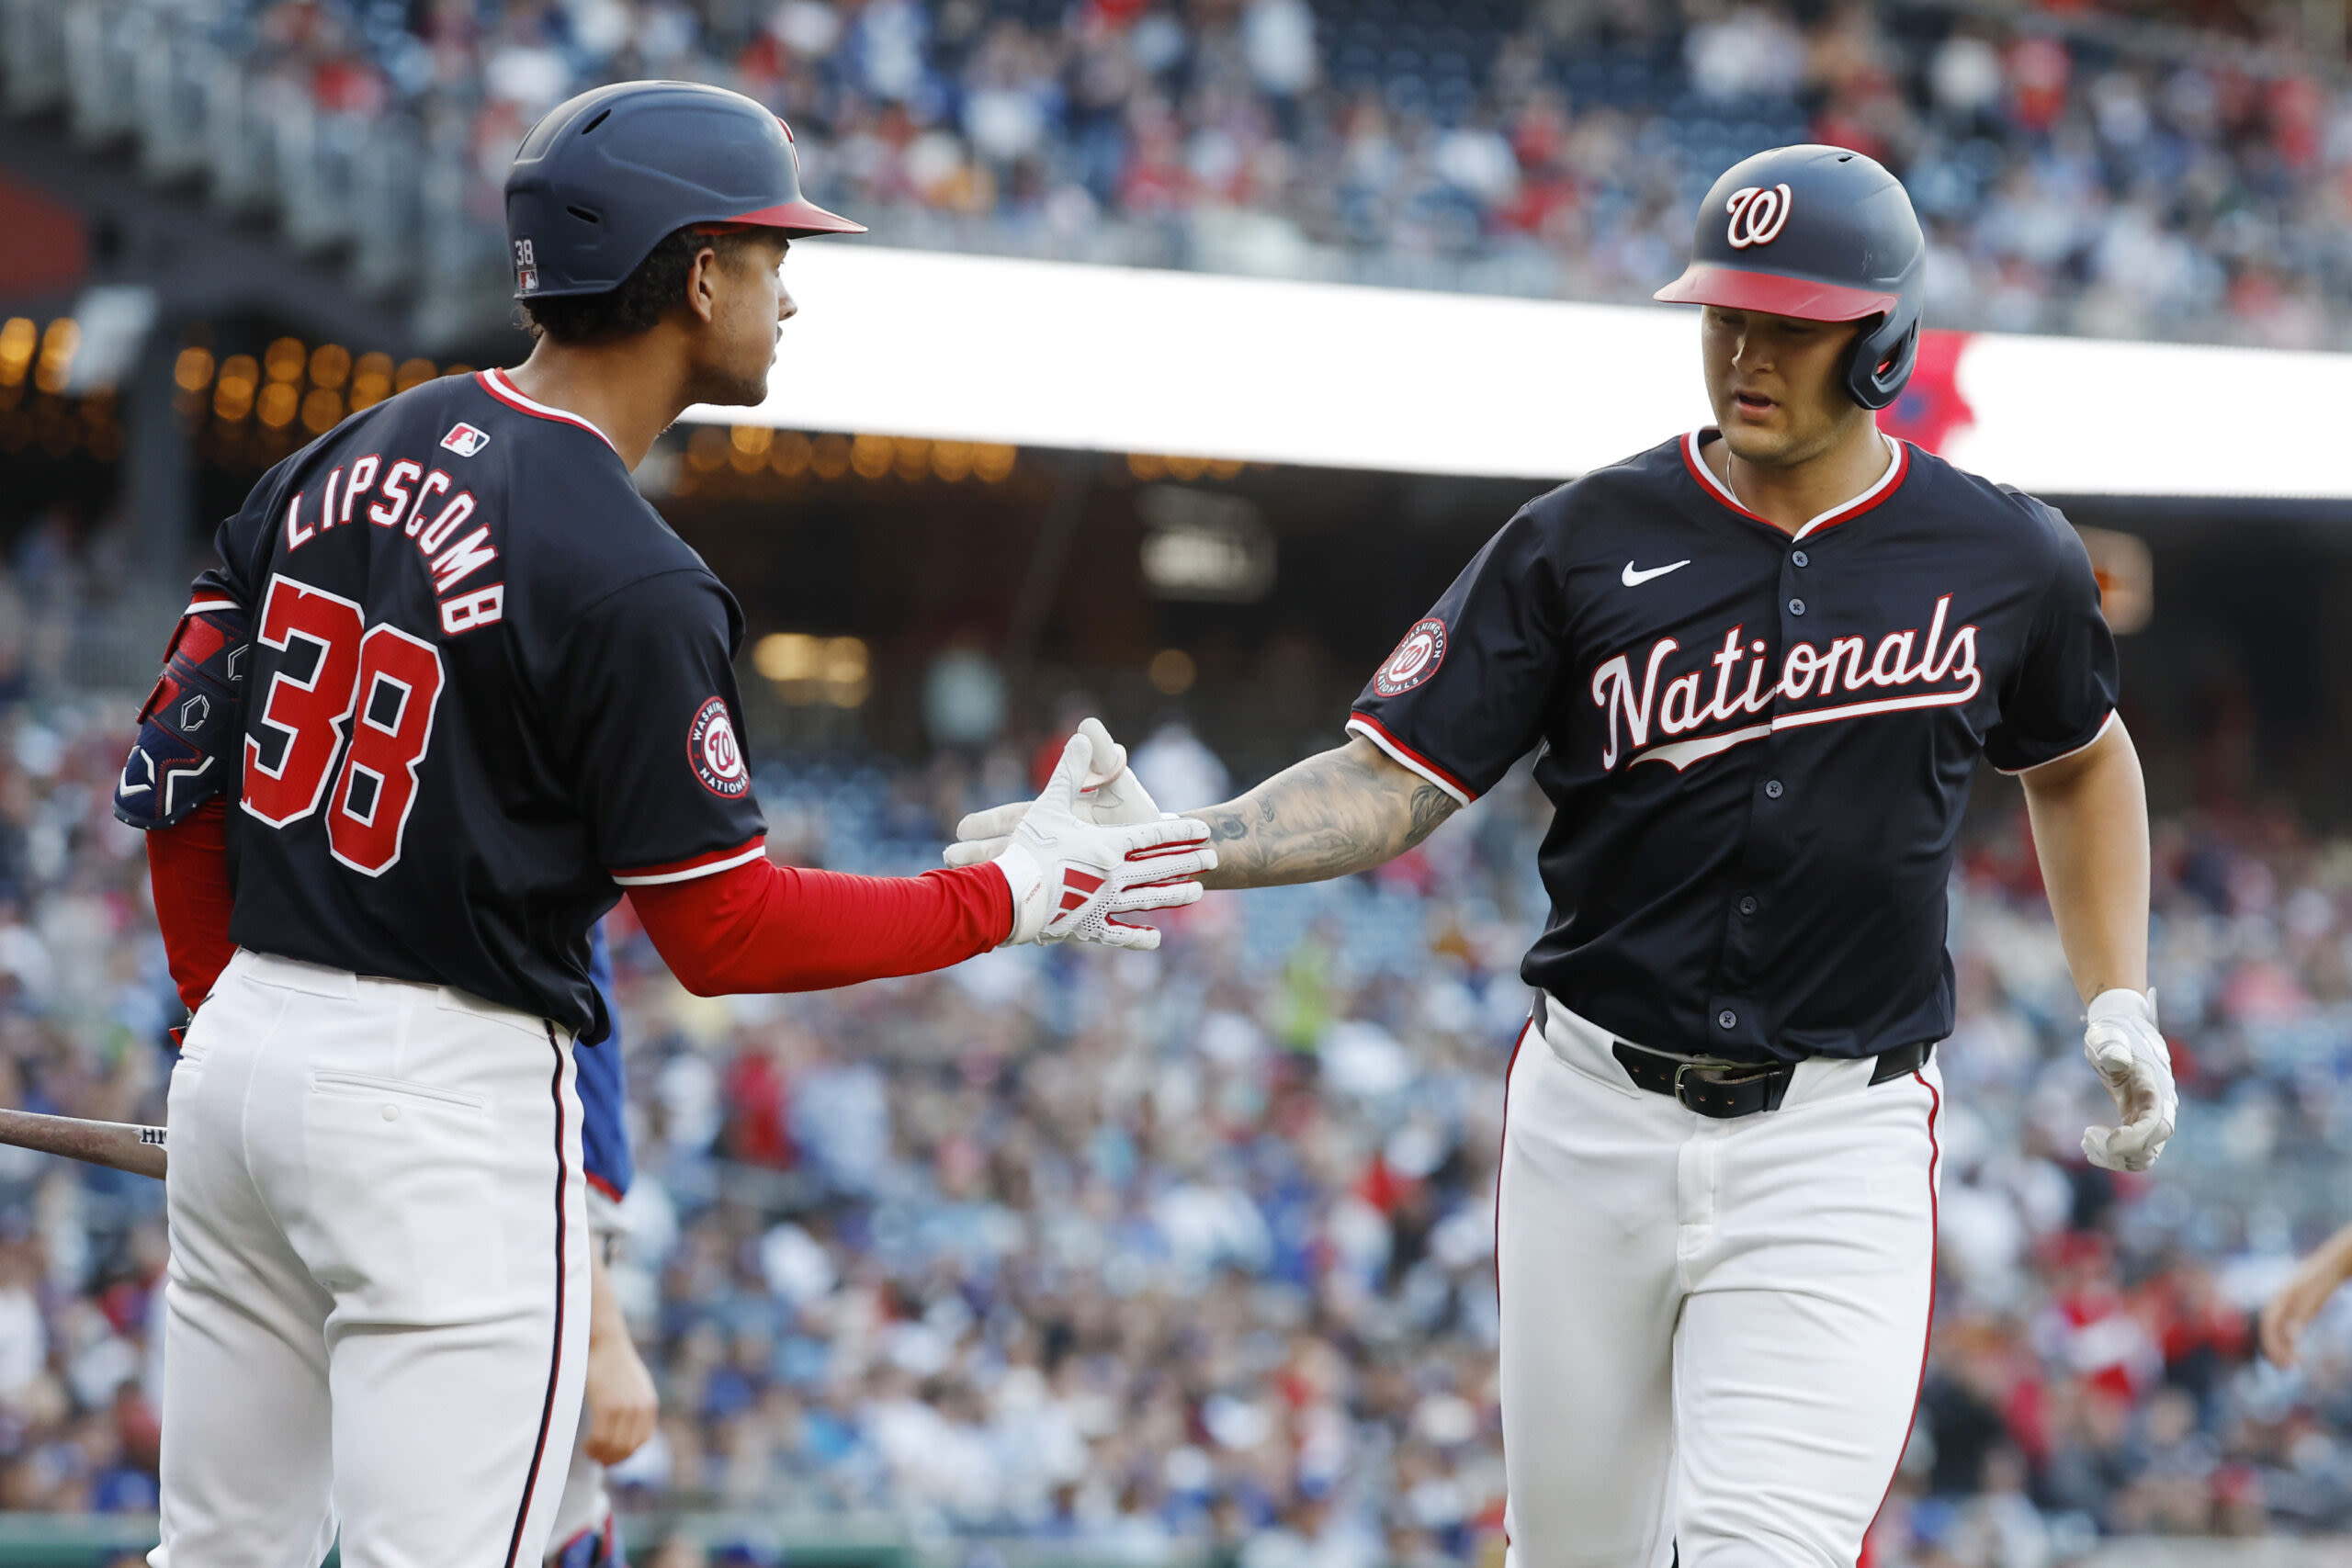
[1534, 993, 1932, 1120]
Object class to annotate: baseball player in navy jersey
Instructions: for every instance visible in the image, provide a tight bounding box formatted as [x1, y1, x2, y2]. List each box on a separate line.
[113, 80, 1212, 1566]
[956, 146, 2174, 1566]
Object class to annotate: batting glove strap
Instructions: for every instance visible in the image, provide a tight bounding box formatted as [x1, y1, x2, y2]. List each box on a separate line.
[2080, 987, 2177, 1173]
[993, 821, 1213, 950]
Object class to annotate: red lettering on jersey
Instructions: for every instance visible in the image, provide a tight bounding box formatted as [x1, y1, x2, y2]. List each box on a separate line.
[1591, 595, 1981, 773]
[327, 625, 445, 876]
[244, 577, 364, 825]
[342, 455, 379, 524]
[439, 583, 504, 636]
[370, 460, 421, 529]
[284, 491, 312, 552]
[240, 574, 448, 876]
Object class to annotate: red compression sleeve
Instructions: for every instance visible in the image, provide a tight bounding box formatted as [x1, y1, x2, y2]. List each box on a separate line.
[146, 800, 236, 1014]
[628, 855, 1012, 996]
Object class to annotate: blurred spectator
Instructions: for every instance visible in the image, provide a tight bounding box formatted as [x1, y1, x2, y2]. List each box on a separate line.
[1130, 716, 1231, 812]
[129, 0, 2352, 347]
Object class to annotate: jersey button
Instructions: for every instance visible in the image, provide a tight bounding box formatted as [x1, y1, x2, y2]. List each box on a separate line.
[1717, 1010, 1738, 1030]
[381, 1103, 401, 1122]
[1791, 549, 1809, 568]
[1764, 779, 1784, 799]
[1788, 597, 1806, 615]
[1738, 895, 1758, 916]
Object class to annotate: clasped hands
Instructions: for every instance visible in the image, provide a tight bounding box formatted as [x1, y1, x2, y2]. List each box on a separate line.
[965, 719, 1211, 951]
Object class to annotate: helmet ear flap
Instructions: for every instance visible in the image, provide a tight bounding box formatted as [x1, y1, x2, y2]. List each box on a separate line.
[1846, 310, 1919, 411]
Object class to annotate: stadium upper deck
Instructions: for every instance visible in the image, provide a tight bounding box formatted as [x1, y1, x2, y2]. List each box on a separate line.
[6, 0, 2352, 350]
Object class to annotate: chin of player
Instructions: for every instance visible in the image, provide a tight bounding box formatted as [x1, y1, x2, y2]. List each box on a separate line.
[1716, 416, 1793, 468]
[698, 365, 774, 410]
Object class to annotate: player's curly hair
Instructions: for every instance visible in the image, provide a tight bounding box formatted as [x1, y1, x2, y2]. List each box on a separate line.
[517, 227, 759, 344]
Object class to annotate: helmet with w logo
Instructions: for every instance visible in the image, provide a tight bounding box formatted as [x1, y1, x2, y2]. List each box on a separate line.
[1654, 144, 1925, 411]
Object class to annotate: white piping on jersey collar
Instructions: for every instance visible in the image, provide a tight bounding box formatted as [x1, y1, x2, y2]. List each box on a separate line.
[478, 368, 620, 455]
[1685, 428, 1905, 541]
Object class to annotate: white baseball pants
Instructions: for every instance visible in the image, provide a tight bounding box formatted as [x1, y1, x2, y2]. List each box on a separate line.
[543, 1433, 616, 1565]
[152, 950, 590, 1568]
[1498, 998, 1942, 1568]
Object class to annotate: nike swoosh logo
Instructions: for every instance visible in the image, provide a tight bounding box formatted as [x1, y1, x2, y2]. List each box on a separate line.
[1622, 559, 1690, 588]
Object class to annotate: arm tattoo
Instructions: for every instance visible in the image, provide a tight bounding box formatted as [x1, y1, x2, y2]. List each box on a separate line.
[1405, 783, 1453, 847]
[1187, 738, 1462, 889]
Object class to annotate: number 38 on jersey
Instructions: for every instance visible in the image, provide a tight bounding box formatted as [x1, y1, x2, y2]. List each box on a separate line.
[242, 573, 446, 876]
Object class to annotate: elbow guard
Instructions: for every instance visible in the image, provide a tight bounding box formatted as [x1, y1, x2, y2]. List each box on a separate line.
[115, 598, 251, 829]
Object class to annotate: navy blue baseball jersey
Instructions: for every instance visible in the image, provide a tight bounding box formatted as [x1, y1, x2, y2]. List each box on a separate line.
[1350, 430, 2119, 1062]
[179, 369, 765, 1042]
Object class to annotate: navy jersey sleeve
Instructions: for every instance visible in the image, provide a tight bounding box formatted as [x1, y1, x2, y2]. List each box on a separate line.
[1983, 504, 2120, 774]
[545, 568, 768, 885]
[1348, 508, 1568, 803]
[577, 923, 634, 1204]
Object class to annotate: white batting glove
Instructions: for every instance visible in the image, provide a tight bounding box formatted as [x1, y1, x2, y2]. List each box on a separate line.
[946, 716, 1162, 867]
[991, 731, 1214, 951]
[2079, 987, 2177, 1173]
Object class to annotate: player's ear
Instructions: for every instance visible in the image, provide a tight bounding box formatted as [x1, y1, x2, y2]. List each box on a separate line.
[684, 244, 723, 326]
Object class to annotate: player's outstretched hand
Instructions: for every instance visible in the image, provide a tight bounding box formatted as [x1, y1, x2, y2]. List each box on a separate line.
[2260, 1220, 2352, 1368]
[2263, 1251, 2341, 1370]
[945, 717, 1161, 867]
[993, 730, 1212, 951]
[2078, 987, 2177, 1173]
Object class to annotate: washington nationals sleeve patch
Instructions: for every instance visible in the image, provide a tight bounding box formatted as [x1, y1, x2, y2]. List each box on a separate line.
[1373, 617, 1449, 696]
[688, 696, 750, 797]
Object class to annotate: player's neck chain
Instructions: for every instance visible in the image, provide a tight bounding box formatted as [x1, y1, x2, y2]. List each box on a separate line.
[1703, 433, 1899, 538]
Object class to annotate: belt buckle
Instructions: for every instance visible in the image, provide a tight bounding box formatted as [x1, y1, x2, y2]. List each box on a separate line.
[1671, 1055, 1751, 1111]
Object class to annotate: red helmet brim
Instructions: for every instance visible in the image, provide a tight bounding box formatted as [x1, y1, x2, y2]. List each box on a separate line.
[1653, 264, 1896, 321]
[727, 198, 868, 237]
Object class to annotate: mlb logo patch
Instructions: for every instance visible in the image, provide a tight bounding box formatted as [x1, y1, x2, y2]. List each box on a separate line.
[440, 423, 490, 457]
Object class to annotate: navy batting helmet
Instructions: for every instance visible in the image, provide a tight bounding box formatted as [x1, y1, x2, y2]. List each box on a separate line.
[505, 80, 864, 302]
[1654, 144, 1925, 410]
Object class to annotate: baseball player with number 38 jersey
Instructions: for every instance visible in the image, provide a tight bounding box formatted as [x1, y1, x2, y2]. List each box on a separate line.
[956, 145, 2175, 1568]
[116, 81, 1213, 1568]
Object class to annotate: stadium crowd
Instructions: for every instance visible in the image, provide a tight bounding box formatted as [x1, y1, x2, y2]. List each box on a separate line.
[209, 0, 2352, 347]
[0, 520, 2346, 1565]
